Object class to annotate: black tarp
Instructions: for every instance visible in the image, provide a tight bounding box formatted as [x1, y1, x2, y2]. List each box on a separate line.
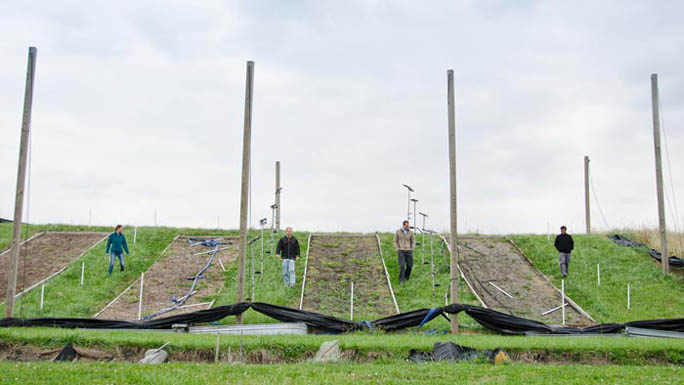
[609, 234, 684, 267]
[409, 342, 507, 363]
[2, 302, 682, 336]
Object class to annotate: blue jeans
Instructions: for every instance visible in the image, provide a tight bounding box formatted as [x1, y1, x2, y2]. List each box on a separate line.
[282, 259, 295, 286]
[558, 252, 571, 276]
[109, 252, 125, 274]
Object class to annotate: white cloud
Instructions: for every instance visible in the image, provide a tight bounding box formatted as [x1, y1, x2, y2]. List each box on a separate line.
[1, 1, 683, 235]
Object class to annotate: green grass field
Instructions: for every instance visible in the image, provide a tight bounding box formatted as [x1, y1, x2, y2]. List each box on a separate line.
[1, 224, 683, 385]
[510, 234, 684, 323]
[2, 361, 682, 385]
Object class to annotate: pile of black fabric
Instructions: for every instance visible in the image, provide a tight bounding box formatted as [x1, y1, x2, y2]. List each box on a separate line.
[609, 234, 684, 267]
[2, 301, 683, 336]
[409, 342, 508, 364]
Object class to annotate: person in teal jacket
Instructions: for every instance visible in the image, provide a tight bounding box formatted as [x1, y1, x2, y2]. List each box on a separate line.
[106, 224, 129, 275]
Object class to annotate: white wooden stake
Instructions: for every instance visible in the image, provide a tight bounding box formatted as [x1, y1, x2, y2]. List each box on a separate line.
[350, 282, 354, 320]
[40, 284, 44, 311]
[80, 262, 85, 286]
[627, 284, 631, 310]
[218, 257, 226, 272]
[597, 264, 600, 286]
[561, 279, 566, 326]
[138, 272, 145, 320]
[133, 226, 137, 246]
[215, 333, 220, 363]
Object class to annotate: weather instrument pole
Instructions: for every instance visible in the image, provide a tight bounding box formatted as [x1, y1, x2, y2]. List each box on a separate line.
[402, 184, 413, 222]
[270, 203, 278, 255]
[650, 73, 669, 275]
[6, 47, 37, 318]
[410, 198, 418, 234]
[419, 212, 428, 265]
[447, 69, 459, 333]
[259, 218, 267, 282]
[236, 60, 254, 324]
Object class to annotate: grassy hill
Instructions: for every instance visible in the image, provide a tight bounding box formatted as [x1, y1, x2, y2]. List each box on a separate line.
[1, 224, 681, 327]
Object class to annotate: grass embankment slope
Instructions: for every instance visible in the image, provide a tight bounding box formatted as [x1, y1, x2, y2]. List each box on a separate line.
[510, 233, 684, 323]
[0, 223, 270, 318]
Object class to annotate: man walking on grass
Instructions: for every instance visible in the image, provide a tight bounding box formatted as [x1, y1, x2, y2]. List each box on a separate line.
[394, 220, 415, 285]
[276, 227, 300, 287]
[554, 225, 574, 277]
[106, 224, 129, 275]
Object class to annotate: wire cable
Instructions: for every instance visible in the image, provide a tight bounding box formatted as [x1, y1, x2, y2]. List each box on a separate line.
[589, 176, 610, 229]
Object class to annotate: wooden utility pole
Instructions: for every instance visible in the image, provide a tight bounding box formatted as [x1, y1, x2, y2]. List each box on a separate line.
[275, 161, 281, 231]
[6, 47, 37, 318]
[447, 69, 459, 334]
[650, 73, 668, 275]
[584, 156, 591, 234]
[236, 60, 255, 323]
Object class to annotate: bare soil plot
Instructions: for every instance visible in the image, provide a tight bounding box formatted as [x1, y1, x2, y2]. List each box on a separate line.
[96, 236, 237, 321]
[0, 232, 107, 298]
[300, 234, 397, 319]
[455, 237, 593, 326]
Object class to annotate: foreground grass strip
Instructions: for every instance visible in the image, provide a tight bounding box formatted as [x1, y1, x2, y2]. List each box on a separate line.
[1, 361, 682, 385]
[510, 234, 684, 323]
[0, 327, 682, 365]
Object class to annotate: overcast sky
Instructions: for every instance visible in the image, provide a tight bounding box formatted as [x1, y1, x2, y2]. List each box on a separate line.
[1, 1, 683, 234]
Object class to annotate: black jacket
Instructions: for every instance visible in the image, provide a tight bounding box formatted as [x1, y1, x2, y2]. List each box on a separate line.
[276, 236, 300, 260]
[554, 233, 574, 253]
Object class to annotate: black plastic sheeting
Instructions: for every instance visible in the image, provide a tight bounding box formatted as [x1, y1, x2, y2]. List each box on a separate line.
[409, 342, 507, 363]
[2, 302, 683, 336]
[609, 234, 684, 268]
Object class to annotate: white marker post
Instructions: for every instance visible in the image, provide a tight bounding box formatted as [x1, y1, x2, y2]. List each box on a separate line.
[133, 226, 137, 246]
[80, 262, 85, 286]
[597, 264, 600, 286]
[215, 333, 220, 363]
[350, 282, 354, 320]
[138, 272, 145, 320]
[561, 279, 566, 326]
[627, 284, 631, 311]
[40, 284, 45, 311]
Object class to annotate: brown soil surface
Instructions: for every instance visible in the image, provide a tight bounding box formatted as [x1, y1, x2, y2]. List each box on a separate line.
[96, 236, 237, 321]
[457, 237, 592, 326]
[301, 234, 396, 319]
[0, 232, 107, 297]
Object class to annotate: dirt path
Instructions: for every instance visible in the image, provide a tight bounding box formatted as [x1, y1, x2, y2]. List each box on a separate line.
[300, 234, 397, 319]
[0, 232, 107, 297]
[96, 236, 237, 321]
[454, 237, 593, 326]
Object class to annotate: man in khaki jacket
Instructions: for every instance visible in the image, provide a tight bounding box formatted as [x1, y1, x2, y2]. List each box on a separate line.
[394, 220, 415, 285]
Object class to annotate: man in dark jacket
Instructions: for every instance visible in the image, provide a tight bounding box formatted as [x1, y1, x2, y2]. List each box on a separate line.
[554, 225, 574, 277]
[106, 224, 129, 275]
[276, 227, 300, 287]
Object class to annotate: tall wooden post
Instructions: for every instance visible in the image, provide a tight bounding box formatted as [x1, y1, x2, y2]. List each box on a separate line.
[650, 73, 668, 275]
[6, 47, 37, 318]
[584, 156, 591, 234]
[236, 60, 255, 323]
[447, 69, 459, 333]
[275, 161, 281, 231]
